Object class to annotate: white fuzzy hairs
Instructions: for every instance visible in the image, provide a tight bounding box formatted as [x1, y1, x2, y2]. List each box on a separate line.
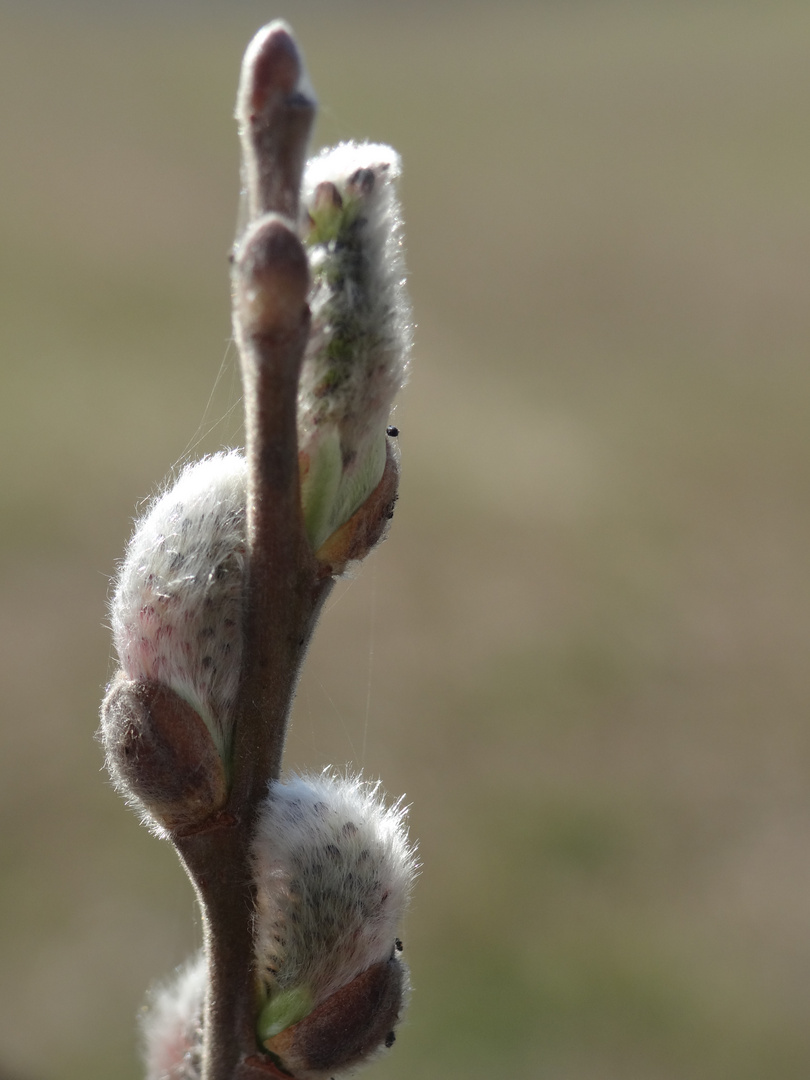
[112, 144, 410, 720]
[111, 451, 248, 758]
[142, 955, 206, 1080]
[252, 771, 417, 1008]
[299, 141, 411, 454]
[141, 772, 417, 1080]
[297, 142, 411, 551]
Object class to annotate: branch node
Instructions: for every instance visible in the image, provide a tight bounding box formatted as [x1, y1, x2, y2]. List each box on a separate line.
[233, 215, 310, 338]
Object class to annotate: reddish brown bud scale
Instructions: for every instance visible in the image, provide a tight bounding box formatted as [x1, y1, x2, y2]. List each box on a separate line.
[315, 439, 400, 574]
[263, 957, 405, 1078]
[241, 1054, 296, 1079]
[101, 675, 228, 831]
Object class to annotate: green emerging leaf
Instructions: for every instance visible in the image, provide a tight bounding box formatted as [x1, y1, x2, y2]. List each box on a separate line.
[257, 985, 315, 1041]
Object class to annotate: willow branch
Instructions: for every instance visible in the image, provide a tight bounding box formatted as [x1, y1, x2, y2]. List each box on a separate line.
[172, 24, 331, 1080]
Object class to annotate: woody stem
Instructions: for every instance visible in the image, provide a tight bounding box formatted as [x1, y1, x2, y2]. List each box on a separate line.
[171, 23, 326, 1080]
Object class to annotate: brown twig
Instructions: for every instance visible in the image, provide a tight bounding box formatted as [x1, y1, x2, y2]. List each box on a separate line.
[171, 23, 331, 1080]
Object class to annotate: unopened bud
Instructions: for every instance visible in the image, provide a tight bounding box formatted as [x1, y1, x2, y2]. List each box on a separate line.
[235, 19, 317, 223]
[233, 214, 310, 337]
[141, 954, 206, 1080]
[252, 771, 417, 1077]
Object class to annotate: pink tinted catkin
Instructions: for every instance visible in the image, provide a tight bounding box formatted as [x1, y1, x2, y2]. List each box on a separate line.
[111, 451, 248, 760]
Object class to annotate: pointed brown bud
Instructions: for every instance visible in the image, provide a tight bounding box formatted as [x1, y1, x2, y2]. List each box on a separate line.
[244, 23, 301, 112]
[236, 20, 316, 222]
[233, 215, 310, 338]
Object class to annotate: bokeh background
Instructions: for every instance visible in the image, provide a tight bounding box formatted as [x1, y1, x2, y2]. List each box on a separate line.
[3, 1, 810, 1077]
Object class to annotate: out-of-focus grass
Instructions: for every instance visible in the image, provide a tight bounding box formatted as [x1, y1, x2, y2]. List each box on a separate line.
[3, 2, 810, 1078]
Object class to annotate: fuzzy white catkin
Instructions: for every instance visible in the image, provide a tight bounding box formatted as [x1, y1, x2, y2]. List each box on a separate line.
[299, 141, 411, 460]
[142, 954, 206, 1080]
[252, 771, 417, 1008]
[111, 451, 248, 757]
[141, 775, 415, 1080]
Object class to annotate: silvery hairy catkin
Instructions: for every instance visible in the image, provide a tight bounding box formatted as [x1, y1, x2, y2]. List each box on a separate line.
[298, 142, 411, 554]
[142, 955, 206, 1080]
[110, 451, 247, 760]
[252, 771, 418, 1078]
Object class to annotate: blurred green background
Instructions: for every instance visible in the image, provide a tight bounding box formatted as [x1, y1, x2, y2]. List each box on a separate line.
[3, 1, 810, 1077]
